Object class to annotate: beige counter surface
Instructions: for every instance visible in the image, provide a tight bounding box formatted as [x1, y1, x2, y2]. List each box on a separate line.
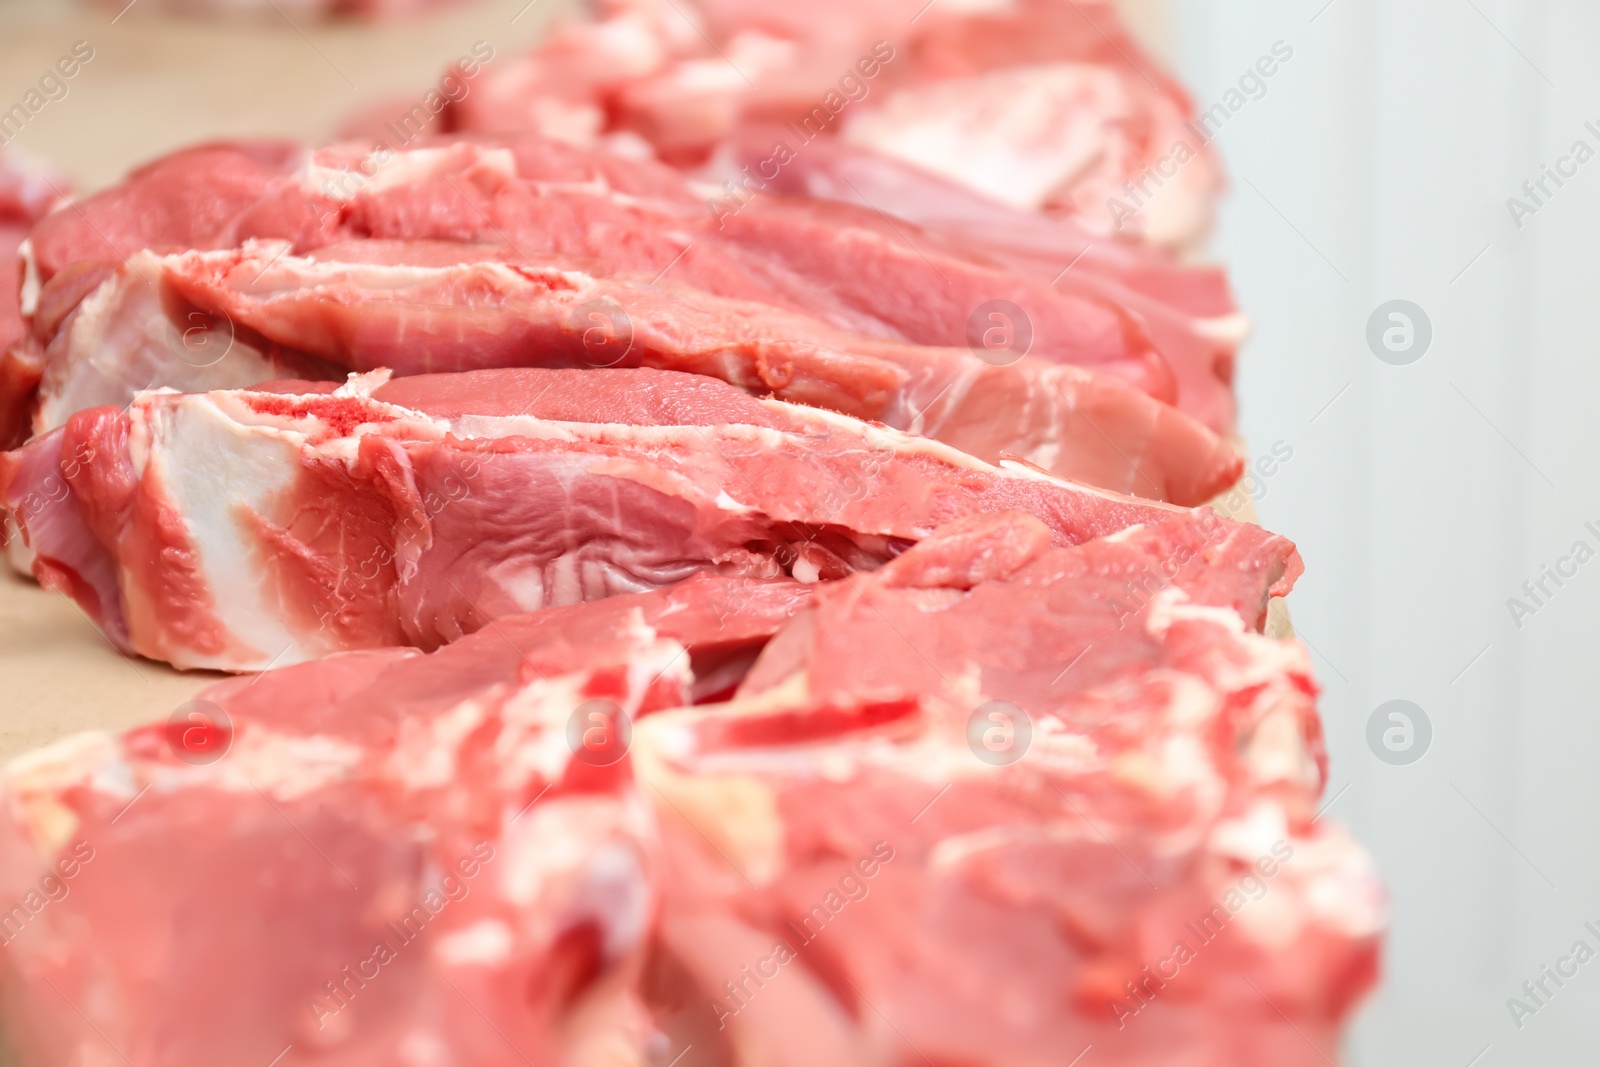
[0, 567, 215, 761]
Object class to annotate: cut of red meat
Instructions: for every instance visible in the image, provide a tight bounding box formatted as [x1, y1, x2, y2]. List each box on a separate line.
[0, 367, 1240, 670]
[0, 150, 63, 354]
[639, 511, 1380, 1066]
[14, 133, 1238, 469]
[451, 149, 1175, 401]
[0, 9, 1381, 1063]
[29, 136, 1175, 378]
[0, 149, 69, 453]
[26, 141, 309, 283]
[0, 149, 71, 570]
[728, 135, 1248, 433]
[0, 594, 694, 1067]
[133, 239, 1237, 503]
[738, 509, 1305, 710]
[25, 249, 344, 445]
[0, 511, 1374, 1067]
[446, 0, 1220, 249]
[728, 133, 1236, 320]
[0, 508, 1339, 1063]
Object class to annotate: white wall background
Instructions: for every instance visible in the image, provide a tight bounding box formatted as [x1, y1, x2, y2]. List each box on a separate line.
[1163, 1, 1600, 1063]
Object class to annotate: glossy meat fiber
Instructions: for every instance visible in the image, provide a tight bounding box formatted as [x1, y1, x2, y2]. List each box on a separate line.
[134, 238, 1239, 503]
[639, 512, 1380, 1066]
[0, 367, 1250, 671]
[447, 0, 1221, 250]
[0, 590, 703, 1067]
[734, 137, 1248, 434]
[0, 512, 1373, 1067]
[22, 136, 1170, 387]
[0, 149, 68, 451]
[9, 135, 1242, 493]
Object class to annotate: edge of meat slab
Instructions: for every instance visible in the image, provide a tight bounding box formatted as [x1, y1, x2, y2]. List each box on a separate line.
[1, 367, 1283, 671]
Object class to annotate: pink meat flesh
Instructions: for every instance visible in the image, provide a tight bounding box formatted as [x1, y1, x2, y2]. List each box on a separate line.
[0, 510, 1373, 1067]
[0, 597, 696, 1067]
[0, 149, 68, 453]
[641, 511, 1380, 1066]
[733, 136, 1246, 432]
[15, 133, 1236, 457]
[446, 0, 1220, 249]
[1, 366, 1260, 671]
[142, 239, 1240, 504]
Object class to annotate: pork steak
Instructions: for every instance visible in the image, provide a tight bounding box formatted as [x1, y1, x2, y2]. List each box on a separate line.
[639, 511, 1381, 1065]
[0, 367, 1263, 671]
[0, 511, 1375, 1067]
[10, 135, 1242, 500]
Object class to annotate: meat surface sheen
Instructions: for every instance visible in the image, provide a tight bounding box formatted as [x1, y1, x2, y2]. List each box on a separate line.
[447, 0, 1221, 250]
[140, 239, 1239, 504]
[0, 606, 690, 1067]
[0, 511, 1371, 1067]
[0, 367, 1263, 671]
[14, 133, 1241, 473]
[637, 512, 1380, 1066]
[0, 149, 69, 456]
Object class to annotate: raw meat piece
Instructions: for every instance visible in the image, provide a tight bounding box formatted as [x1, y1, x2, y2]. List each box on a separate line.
[728, 135, 1249, 433]
[0, 589, 704, 1067]
[23, 137, 1155, 374]
[0, 140, 318, 451]
[134, 238, 1239, 503]
[0, 150, 70, 573]
[840, 58, 1214, 249]
[447, 0, 1220, 249]
[0, 149, 63, 353]
[0, 148, 69, 450]
[0, 511, 1366, 1067]
[0, 366, 1224, 671]
[28, 250, 343, 444]
[25, 140, 308, 285]
[636, 511, 1379, 1066]
[14, 133, 1237, 459]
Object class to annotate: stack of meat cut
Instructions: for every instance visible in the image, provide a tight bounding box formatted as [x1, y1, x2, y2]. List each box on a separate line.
[446, 0, 1223, 253]
[0, 2, 1384, 1065]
